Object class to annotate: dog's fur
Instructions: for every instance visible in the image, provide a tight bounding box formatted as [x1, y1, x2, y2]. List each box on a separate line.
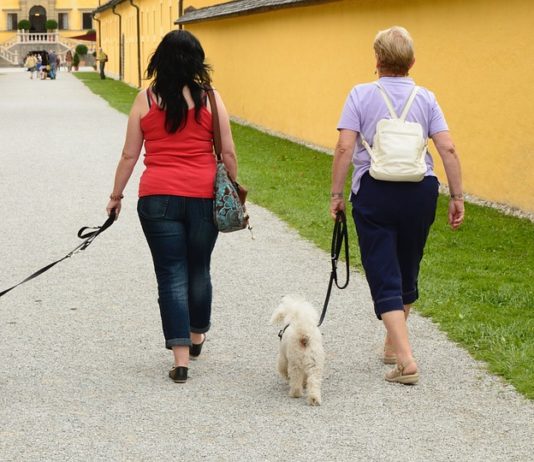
[270, 295, 324, 406]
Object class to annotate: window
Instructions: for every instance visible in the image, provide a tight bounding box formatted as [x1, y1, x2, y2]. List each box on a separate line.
[7, 13, 18, 31]
[58, 13, 68, 30]
[82, 12, 92, 30]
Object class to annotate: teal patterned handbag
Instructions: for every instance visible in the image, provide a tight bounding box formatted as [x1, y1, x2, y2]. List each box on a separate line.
[213, 162, 248, 232]
[206, 87, 249, 233]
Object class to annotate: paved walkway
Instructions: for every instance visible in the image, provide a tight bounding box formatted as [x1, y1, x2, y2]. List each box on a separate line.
[0, 68, 533, 461]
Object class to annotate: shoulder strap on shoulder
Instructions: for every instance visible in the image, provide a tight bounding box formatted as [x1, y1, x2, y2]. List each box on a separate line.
[146, 88, 152, 109]
[205, 86, 222, 161]
[399, 86, 419, 122]
[375, 82, 398, 119]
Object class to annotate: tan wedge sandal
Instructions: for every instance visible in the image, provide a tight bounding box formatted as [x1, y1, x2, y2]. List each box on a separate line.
[385, 359, 419, 385]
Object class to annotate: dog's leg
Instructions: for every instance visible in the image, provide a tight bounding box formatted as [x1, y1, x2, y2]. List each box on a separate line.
[305, 373, 322, 406]
[277, 353, 289, 380]
[288, 364, 304, 398]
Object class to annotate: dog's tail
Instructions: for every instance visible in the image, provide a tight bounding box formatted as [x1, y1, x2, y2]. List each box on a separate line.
[299, 334, 310, 348]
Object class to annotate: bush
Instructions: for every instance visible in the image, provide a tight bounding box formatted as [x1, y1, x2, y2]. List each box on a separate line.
[75, 44, 88, 56]
[45, 19, 58, 31]
[17, 19, 30, 31]
[87, 29, 96, 35]
[73, 53, 80, 67]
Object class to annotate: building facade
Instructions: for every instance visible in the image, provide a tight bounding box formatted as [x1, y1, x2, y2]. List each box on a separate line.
[0, 1, 98, 64]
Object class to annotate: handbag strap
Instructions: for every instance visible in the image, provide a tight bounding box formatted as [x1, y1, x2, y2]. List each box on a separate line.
[205, 87, 222, 162]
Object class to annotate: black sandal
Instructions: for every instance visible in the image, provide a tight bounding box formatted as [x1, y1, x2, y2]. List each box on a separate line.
[169, 366, 188, 383]
[189, 334, 206, 358]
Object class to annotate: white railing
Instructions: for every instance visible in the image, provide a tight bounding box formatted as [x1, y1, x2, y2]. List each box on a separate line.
[0, 47, 18, 64]
[0, 32, 96, 65]
[16, 31, 59, 43]
[2, 35, 18, 48]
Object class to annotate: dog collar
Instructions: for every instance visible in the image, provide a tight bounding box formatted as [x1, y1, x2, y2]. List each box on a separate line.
[278, 323, 290, 341]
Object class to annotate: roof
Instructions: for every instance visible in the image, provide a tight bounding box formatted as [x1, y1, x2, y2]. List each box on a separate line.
[176, 0, 337, 25]
[93, 0, 125, 15]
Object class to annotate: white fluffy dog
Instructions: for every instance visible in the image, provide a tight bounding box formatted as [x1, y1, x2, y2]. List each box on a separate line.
[270, 295, 325, 406]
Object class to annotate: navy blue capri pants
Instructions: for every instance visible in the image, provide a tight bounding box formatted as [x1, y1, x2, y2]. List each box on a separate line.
[351, 173, 439, 319]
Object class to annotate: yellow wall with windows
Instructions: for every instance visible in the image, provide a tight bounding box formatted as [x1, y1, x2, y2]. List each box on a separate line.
[0, 1, 99, 35]
[183, 0, 534, 213]
[56, 0, 100, 32]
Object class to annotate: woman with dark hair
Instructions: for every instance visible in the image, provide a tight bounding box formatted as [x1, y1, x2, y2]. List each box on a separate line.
[106, 30, 238, 383]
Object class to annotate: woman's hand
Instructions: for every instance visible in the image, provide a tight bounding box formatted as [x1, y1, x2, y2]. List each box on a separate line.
[448, 198, 464, 230]
[106, 198, 122, 220]
[330, 196, 346, 220]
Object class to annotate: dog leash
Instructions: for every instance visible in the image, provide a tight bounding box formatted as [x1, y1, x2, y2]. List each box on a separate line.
[317, 210, 349, 327]
[0, 211, 116, 298]
[279, 210, 350, 339]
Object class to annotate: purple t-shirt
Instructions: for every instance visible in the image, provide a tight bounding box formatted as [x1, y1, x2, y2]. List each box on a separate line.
[337, 77, 449, 195]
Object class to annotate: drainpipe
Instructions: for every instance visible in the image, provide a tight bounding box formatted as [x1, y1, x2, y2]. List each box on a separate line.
[112, 5, 122, 80]
[92, 13, 102, 49]
[178, 0, 183, 30]
[129, 0, 141, 88]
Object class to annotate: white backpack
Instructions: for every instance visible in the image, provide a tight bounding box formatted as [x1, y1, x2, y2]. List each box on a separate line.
[361, 83, 427, 182]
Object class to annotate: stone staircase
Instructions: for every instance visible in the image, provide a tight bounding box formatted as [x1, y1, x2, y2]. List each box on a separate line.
[0, 31, 95, 66]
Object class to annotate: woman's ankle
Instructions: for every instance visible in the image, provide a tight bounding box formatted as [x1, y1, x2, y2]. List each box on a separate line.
[172, 345, 190, 367]
[191, 332, 205, 345]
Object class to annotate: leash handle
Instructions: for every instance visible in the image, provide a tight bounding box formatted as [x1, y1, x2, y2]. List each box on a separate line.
[318, 210, 349, 326]
[0, 211, 116, 298]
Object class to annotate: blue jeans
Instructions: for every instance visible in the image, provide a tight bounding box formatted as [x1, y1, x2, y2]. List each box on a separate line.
[137, 195, 218, 349]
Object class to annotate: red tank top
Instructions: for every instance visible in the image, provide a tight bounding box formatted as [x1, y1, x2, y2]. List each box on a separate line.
[139, 92, 215, 198]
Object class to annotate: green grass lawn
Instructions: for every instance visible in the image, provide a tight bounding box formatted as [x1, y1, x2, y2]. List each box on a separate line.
[75, 72, 534, 399]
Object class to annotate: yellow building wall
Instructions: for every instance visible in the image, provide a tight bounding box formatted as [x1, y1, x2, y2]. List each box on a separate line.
[183, 0, 534, 213]
[95, 0, 180, 87]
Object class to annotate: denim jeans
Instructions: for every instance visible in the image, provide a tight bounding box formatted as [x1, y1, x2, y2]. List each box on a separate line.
[137, 195, 218, 349]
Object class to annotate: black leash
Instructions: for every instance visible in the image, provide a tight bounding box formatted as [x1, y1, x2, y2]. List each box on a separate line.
[318, 210, 350, 327]
[0, 211, 116, 298]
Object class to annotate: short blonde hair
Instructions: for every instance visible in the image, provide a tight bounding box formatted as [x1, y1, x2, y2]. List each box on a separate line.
[374, 26, 414, 75]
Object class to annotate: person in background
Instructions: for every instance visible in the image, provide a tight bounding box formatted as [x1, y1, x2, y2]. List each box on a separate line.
[330, 26, 464, 385]
[97, 48, 108, 79]
[24, 53, 37, 79]
[105, 30, 238, 384]
[48, 50, 57, 79]
[65, 50, 73, 72]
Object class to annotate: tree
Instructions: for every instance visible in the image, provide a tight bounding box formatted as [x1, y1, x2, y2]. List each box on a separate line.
[17, 19, 30, 31]
[45, 19, 58, 31]
[75, 44, 88, 56]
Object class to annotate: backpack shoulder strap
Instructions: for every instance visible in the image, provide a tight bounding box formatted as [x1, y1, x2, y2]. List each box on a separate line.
[399, 86, 419, 122]
[375, 82, 398, 119]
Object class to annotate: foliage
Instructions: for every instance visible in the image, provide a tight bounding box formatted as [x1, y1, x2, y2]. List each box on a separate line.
[73, 75, 534, 399]
[75, 44, 88, 56]
[17, 19, 30, 31]
[87, 29, 97, 35]
[72, 52, 80, 67]
[45, 19, 58, 31]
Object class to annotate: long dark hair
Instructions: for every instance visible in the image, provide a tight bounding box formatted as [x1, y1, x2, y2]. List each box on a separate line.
[146, 30, 212, 133]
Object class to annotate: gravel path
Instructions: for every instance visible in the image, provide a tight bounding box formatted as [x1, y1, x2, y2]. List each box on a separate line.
[1, 68, 533, 462]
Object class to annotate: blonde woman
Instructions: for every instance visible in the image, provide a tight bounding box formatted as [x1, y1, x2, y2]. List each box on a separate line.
[331, 26, 464, 384]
